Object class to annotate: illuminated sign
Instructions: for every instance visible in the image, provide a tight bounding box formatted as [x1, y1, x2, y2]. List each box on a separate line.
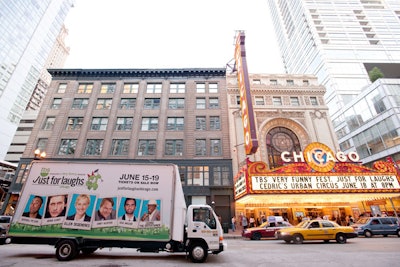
[234, 173, 247, 198]
[252, 175, 400, 191]
[281, 142, 360, 172]
[234, 32, 258, 155]
[233, 142, 400, 200]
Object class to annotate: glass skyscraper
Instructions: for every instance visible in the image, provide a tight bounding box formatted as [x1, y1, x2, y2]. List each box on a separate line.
[268, 0, 400, 164]
[0, 0, 74, 160]
[268, 0, 400, 116]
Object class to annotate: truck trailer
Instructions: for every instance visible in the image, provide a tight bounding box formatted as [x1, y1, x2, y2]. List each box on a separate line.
[7, 161, 224, 263]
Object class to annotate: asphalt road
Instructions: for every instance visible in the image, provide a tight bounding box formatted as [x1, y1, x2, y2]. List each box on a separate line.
[0, 237, 399, 267]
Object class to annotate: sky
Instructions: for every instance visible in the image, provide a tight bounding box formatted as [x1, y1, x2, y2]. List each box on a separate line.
[64, 0, 284, 74]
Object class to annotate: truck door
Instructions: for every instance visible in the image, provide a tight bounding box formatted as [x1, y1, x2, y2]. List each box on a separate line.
[189, 207, 218, 239]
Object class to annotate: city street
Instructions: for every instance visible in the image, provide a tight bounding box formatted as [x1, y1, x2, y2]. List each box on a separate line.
[0, 237, 399, 267]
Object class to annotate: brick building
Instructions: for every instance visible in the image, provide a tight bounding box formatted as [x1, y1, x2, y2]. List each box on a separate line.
[3, 68, 234, 224]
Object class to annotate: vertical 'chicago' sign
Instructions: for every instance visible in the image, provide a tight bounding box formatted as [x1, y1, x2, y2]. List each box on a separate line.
[234, 32, 258, 155]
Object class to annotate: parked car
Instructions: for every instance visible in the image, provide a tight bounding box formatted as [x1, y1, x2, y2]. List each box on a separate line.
[275, 219, 358, 244]
[352, 216, 400, 238]
[0, 215, 12, 232]
[242, 220, 293, 240]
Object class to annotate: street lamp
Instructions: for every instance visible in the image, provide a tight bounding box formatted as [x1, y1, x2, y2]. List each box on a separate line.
[34, 149, 46, 160]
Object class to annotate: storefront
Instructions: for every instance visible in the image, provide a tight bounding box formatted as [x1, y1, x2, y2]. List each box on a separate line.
[234, 143, 400, 226]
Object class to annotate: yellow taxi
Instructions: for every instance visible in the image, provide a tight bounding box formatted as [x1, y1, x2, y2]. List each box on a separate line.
[275, 219, 358, 244]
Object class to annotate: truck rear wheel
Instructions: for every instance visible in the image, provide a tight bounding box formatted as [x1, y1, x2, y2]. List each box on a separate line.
[56, 240, 78, 261]
[189, 242, 208, 263]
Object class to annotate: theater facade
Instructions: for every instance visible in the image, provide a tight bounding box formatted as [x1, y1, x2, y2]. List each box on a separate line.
[234, 142, 400, 225]
[227, 33, 399, 224]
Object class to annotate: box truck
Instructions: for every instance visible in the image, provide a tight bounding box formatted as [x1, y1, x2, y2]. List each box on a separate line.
[7, 161, 224, 263]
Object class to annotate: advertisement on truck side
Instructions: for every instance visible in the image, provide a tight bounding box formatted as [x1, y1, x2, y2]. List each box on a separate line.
[10, 162, 176, 241]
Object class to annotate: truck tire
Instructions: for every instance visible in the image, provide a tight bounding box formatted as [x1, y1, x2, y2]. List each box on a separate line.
[189, 242, 208, 263]
[56, 240, 78, 261]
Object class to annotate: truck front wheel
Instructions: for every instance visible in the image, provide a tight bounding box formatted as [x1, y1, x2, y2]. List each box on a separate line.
[56, 240, 78, 261]
[189, 242, 208, 263]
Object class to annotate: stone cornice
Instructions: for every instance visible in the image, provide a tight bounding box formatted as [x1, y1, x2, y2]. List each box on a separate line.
[48, 68, 226, 79]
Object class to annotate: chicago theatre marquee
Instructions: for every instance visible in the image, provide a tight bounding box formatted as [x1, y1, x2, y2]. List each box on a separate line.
[228, 32, 400, 225]
[234, 143, 400, 224]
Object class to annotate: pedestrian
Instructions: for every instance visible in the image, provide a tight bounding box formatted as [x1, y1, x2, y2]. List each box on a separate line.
[249, 216, 255, 227]
[231, 216, 236, 232]
[242, 215, 248, 229]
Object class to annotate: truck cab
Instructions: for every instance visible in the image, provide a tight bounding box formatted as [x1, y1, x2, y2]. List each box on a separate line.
[185, 205, 224, 263]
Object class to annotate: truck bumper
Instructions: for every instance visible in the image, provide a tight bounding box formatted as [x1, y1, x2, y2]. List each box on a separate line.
[212, 243, 224, 254]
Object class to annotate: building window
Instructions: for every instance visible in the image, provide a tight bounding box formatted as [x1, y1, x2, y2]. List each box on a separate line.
[212, 166, 230, 186]
[236, 95, 241, 105]
[266, 127, 301, 169]
[286, 79, 294, 86]
[138, 139, 156, 155]
[210, 139, 221, 156]
[111, 139, 130, 155]
[290, 97, 300, 106]
[115, 117, 133, 131]
[77, 83, 93, 94]
[146, 83, 162, 93]
[209, 97, 219, 109]
[209, 83, 218, 93]
[36, 138, 48, 151]
[91, 117, 108, 131]
[167, 117, 184, 130]
[84, 139, 104, 155]
[255, 96, 265, 105]
[195, 139, 206, 156]
[100, 83, 116, 94]
[270, 79, 278, 85]
[119, 98, 136, 109]
[170, 83, 185, 93]
[51, 98, 62, 109]
[310, 97, 318, 106]
[187, 166, 209, 186]
[123, 83, 139, 93]
[57, 83, 67, 93]
[165, 139, 183, 156]
[168, 98, 185, 109]
[71, 98, 89, 109]
[141, 117, 158, 131]
[303, 80, 309, 86]
[253, 79, 261, 85]
[144, 98, 160, 109]
[196, 116, 206, 130]
[96, 98, 112, 110]
[42, 117, 55, 130]
[339, 140, 352, 151]
[66, 117, 84, 130]
[196, 98, 206, 109]
[196, 83, 206, 93]
[210, 116, 220, 130]
[273, 97, 282, 106]
[58, 139, 77, 155]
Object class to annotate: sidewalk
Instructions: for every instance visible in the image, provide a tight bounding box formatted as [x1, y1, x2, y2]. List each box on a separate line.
[223, 225, 244, 239]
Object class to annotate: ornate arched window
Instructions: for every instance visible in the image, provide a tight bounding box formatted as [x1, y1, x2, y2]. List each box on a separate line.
[266, 127, 301, 169]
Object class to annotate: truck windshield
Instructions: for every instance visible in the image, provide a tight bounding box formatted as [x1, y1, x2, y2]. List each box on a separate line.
[193, 208, 216, 229]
